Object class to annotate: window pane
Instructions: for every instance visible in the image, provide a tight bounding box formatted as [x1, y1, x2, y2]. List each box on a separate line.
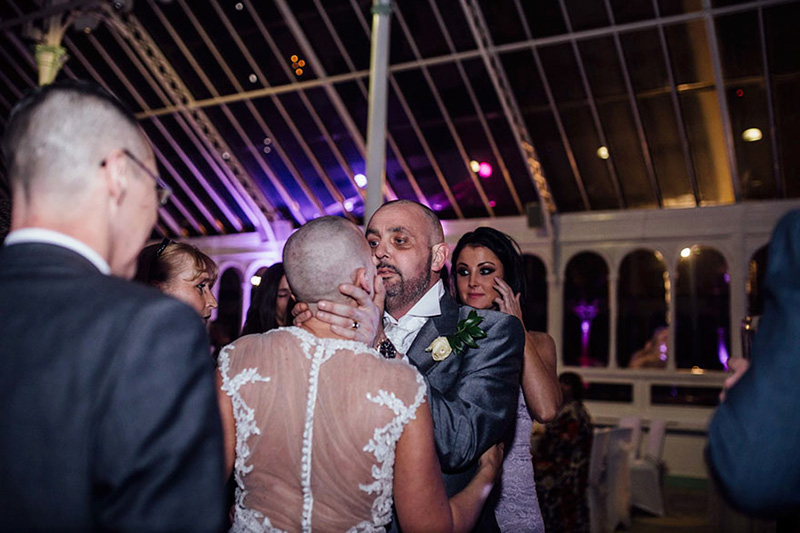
[651, 385, 721, 406]
[563, 252, 609, 367]
[618, 250, 669, 368]
[747, 245, 769, 316]
[675, 247, 731, 370]
[522, 254, 548, 332]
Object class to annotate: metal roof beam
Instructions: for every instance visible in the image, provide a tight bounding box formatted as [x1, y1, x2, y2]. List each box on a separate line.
[393, 5, 495, 216]
[272, 0, 398, 204]
[758, 6, 784, 198]
[604, 0, 663, 207]
[513, 0, 590, 211]
[347, 0, 464, 217]
[652, 0, 701, 206]
[121, 3, 278, 238]
[702, 0, 741, 201]
[429, 0, 523, 214]
[193, 0, 345, 222]
[558, 0, 626, 209]
[134, 0, 795, 120]
[310, 0, 428, 209]
[459, 0, 555, 232]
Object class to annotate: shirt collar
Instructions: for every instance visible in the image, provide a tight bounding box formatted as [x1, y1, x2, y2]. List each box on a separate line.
[4, 228, 112, 275]
[384, 279, 445, 325]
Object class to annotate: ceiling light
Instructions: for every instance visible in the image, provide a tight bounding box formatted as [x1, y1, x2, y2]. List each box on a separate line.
[291, 55, 298, 62]
[478, 162, 492, 178]
[597, 146, 609, 160]
[251, 275, 261, 286]
[742, 128, 762, 142]
[354, 173, 367, 188]
[248, 74, 257, 83]
[680, 247, 691, 258]
[344, 200, 354, 212]
[469, 160, 480, 173]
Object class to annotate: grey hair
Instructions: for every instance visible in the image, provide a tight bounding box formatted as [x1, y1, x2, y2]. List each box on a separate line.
[2, 80, 145, 202]
[283, 216, 372, 304]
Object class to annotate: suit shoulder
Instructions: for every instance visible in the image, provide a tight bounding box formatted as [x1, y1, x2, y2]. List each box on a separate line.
[458, 305, 523, 330]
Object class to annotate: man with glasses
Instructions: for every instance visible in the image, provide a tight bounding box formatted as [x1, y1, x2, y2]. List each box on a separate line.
[0, 80, 225, 530]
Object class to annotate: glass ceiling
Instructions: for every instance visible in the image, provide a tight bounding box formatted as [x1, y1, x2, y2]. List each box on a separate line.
[0, 0, 798, 238]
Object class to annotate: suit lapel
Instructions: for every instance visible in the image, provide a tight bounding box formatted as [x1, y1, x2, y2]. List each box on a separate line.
[406, 296, 461, 376]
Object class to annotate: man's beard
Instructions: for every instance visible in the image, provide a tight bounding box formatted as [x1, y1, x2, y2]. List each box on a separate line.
[381, 252, 433, 315]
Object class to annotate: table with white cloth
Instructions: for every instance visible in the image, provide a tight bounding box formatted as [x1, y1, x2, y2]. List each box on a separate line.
[589, 427, 633, 533]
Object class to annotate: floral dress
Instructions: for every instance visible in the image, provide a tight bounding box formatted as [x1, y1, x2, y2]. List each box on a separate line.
[530, 400, 594, 533]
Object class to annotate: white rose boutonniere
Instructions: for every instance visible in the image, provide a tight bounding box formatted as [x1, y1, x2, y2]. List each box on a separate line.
[425, 310, 487, 362]
[427, 336, 453, 361]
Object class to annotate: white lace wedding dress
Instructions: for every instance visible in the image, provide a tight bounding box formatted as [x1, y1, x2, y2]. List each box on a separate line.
[218, 327, 426, 532]
[494, 389, 545, 533]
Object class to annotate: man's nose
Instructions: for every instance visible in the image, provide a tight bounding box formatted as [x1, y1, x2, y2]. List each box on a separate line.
[372, 240, 389, 259]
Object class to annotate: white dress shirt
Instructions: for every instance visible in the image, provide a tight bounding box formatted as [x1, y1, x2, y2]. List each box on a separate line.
[383, 280, 445, 355]
[4, 228, 111, 275]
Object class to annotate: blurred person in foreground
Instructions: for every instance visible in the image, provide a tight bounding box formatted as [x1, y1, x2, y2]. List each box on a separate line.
[216, 215, 502, 532]
[239, 261, 294, 336]
[451, 226, 561, 532]
[135, 237, 219, 321]
[0, 80, 225, 531]
[708, 210, 800, 520]
[530, 372, 593, 533]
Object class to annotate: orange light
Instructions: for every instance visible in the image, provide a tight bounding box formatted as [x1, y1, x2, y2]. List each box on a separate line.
[295, 68, 303, 76]
[290, 54, 298, 62]
[298, 59, 306, 67]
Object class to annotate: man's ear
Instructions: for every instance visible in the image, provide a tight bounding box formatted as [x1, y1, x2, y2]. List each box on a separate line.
[102, 150, 128, 206]
[354, 266, 373, 296]
[431, 242, 449, 273]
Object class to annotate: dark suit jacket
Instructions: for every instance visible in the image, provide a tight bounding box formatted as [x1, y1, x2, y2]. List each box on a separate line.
[405, 295, 524, 530]
[707, 210, 800, 516]
[0, 243, 226, 532]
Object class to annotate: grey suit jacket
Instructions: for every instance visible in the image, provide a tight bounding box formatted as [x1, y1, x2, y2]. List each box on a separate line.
[406, 295, 525, 496]
[0, 243, 226, 531]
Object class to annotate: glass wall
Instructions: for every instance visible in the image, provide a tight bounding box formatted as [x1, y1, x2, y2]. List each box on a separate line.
[675, 246, 730, 370]
[562, 252, 609, 367]
[617, 249, 669, 369]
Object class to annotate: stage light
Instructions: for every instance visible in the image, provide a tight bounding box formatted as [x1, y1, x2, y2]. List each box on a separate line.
[680, 247, 691, 258]
[344, 200, 354, 212]
[597, 146, 609, 160]
[478, 162, 492, 178]
[354, 173, 367, 188]
[251, 275, 261, 286]
[742, 128, 762, 142]
[469, 160, 480, 173]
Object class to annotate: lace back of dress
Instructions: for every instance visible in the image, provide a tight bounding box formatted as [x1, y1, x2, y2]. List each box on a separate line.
[220, 328, 425, 533]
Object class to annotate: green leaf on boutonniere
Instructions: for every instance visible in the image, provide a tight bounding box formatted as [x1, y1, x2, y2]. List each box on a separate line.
[448, 310, 487, 355]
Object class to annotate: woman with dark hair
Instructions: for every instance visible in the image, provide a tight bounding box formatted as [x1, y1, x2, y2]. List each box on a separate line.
[530, 372, 593, 533]
[452, 227, 561, 533]
[134, 238, 218, 321]
[240, 262, 294, 337]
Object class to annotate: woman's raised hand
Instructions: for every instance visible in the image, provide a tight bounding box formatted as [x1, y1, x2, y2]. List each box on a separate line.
[493, 277, 523, 323]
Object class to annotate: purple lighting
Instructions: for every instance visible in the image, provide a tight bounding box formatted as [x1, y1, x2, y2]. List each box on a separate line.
[573, 300, 599, 367]
[478, 162, 493, 178]
[717, 327, 729, 370]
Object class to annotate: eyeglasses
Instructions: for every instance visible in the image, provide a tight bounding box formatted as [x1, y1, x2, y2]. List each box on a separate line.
[101, 149, 172, 206]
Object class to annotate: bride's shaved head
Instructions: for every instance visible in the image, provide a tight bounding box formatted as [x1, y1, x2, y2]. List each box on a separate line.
[283, 216, 373, 304]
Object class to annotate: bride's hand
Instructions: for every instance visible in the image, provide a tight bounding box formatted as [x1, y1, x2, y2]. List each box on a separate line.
[493, 277, 523, 323]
